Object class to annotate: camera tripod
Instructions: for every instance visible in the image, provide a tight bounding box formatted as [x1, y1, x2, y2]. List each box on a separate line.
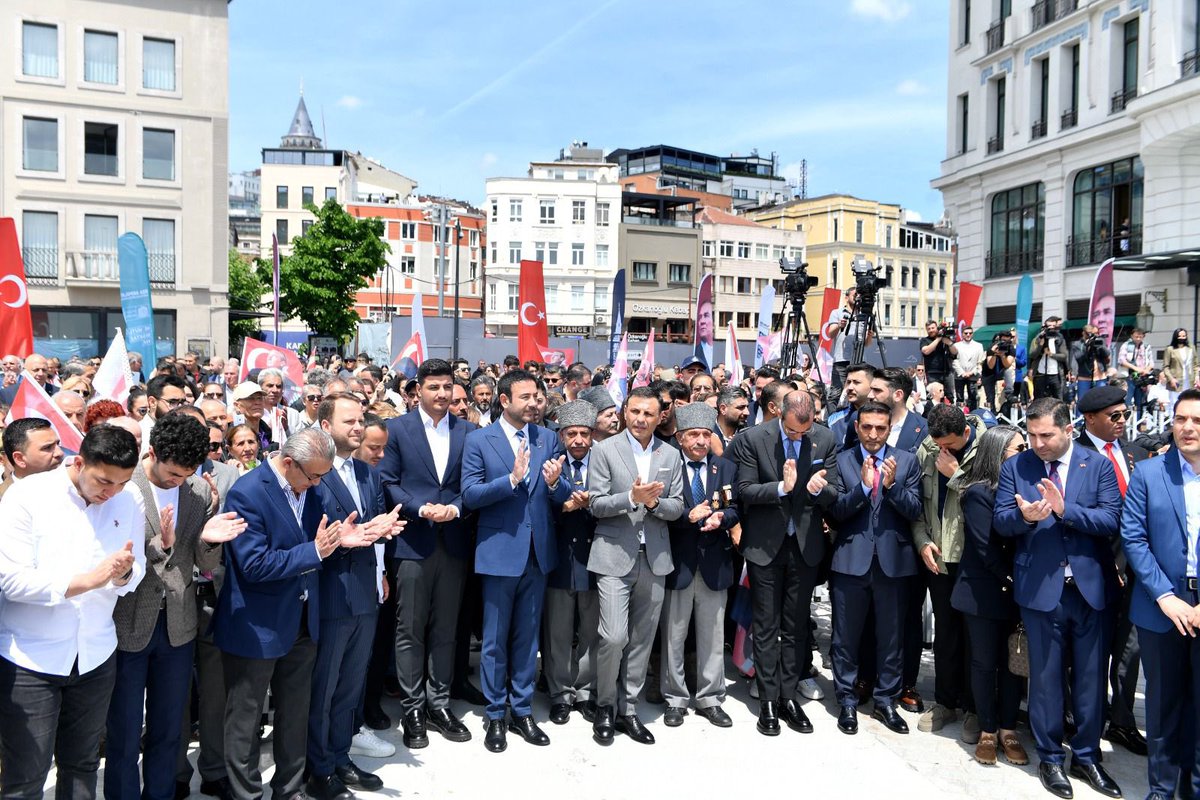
[779, 289, 822, 378]
[849, 289, 889, 368]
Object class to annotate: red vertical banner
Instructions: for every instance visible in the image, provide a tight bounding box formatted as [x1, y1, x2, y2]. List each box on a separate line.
[955, 282, 983, 340]
[0, 218, 35, 357]
[816, 288, 842, 385]
[517, 259, 550, 365]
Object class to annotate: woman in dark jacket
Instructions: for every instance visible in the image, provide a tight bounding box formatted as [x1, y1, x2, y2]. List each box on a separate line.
[951, 424, 1029, 767]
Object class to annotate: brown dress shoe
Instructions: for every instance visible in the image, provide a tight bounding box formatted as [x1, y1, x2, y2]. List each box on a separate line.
[974, 731, 997, 765]
[898, 687, 924, 713]
[999, 732, 1029, 765]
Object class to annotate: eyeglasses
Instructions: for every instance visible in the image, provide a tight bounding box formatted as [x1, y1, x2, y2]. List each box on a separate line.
[1108, 409, 1132, 422]
[208, 442, 223, 453]
[294, 460, 330, 483]
[203, 392, 224, 399]
[305, 394, 322, 402]
[162, 398, 187, 408]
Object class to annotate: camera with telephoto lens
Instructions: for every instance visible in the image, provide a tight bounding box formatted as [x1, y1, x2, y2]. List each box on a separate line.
[937, 324, 956, 340]
[991, 333, 1014, 356]
[1134, 368, 1160, 390]
[851, 257, 891, 301]
[779, 258, 818, 300]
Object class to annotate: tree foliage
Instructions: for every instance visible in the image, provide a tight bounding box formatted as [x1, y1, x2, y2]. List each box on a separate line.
[227, 249, 266, 342]
[279, 200, 389, 343]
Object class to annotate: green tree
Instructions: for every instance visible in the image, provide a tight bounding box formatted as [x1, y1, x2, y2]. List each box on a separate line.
[227, 249, 267, 342]
[279, 199, 389, 343]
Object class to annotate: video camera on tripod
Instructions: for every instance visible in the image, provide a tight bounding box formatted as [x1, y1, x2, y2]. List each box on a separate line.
[847, 258, 892, 367]
[777, 257, 819, 376]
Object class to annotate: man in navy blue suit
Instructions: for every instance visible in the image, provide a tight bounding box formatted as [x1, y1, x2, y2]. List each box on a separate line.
[826, 401, 923, 736]
[462, 369, 571, 753]
[378, 358, 477, 750]
[828, 363, 875, 453]
[995, 397, 1123, 799]
[1122, 388, 1200, 800]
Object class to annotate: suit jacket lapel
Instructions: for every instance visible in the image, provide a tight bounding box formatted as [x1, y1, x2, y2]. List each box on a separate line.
[322, 469, 360, 518]
[406, 411, 440, 484]
[446, 416, 467, 486]
[262, 463, 305, 543]
[133, 467, 162, 538]
[178, 476, 204, 541]
[769, 426, 786, 481]
[1064, 449, 1090, 507]
[1163, 451, 1188, 538]
[486, 422, 516, 473]
[617, 433, 640, 483]
[526, 427, 544, 492]
[353, 460, 376, 518]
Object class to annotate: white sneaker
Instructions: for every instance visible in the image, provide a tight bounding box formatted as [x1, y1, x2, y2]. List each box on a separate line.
[350, 726, 395, 758]
[798, 677, 825, 701]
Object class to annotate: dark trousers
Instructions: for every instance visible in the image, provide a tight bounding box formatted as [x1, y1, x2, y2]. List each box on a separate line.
[928, 568, 971, 710]
[308, 611, 376, 776]
[222, 633, 317, 800]
[1034, 374, 1063, 401]
[746, 535, 818, 703]
[1141, 621, 1200, 799]
[105, 612, 195, 800]
[954, 376, 979, 410]
[830, 558, 907, 707]
[831, 361, 849, 402]
[1107, 578, 1140, 731]
[454, 570, 484, 686]
[395, 541, 466, 715]
[177, 589, 226, 786]
[1022, 582, 1109, 765]
[479, 556, 546, 720]
[861, 572, 924, 691]
[963, 614, 1022, 733]
[363, 558, 399, 718]
[0, 653, 116, 799]
[982, 374, 1002, 411]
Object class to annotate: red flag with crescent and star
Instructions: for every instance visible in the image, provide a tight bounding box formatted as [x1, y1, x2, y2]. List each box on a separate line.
[0, 218, 35, 357]
[518, 259, 550, 365]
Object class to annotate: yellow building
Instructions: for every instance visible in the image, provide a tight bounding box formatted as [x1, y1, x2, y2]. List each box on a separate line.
[747, 194, 955, 339]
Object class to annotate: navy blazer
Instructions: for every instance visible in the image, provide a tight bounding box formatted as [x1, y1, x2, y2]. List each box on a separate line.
[994, 447, 1122, 613]
[462, 422, 572, 577]
[379, 411, 476, 561]
[213, 460, 324, 659]
[828, 446, 923, 578]
[548, 506, 596, 592]
[1121, 450, 1194, 633]
[315, 459, 385, 621]
[892, 411, 929, 455]
[666, 454, 740, 592]
[951, 483, 1018, 621]
[829, 408, 857, 453]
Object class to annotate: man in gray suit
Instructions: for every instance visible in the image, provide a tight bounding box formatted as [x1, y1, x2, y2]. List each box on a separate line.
[587, 386, 685, 746]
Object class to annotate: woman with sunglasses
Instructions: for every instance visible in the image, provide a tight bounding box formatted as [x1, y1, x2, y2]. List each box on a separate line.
[951, 424, 1030, 767]
[224, 423, 260, 475]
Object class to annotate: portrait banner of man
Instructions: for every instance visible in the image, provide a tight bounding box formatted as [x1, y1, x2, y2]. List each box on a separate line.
[694, 274, 714, 370]
[1088, 259, 1116, 349]
[239, 337, 305, 404]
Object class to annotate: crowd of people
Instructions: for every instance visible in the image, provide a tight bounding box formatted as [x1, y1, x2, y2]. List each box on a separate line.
[0, 339, 1195, 800]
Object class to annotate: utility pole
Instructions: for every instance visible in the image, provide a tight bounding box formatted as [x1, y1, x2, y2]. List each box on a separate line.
[453, 218, 462, 359]
[436, 204, 448, 316]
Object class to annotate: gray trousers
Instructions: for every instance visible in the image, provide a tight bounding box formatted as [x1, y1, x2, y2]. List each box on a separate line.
[596, 552, 665, 716]
[660, 577, 727, 710]
[178, 589, 226, 785]
[542, 586, 599, 704]
[394, 539, 466, 715]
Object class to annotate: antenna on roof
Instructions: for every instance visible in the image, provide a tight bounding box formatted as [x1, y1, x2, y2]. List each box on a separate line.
[799, 159, 808, 199]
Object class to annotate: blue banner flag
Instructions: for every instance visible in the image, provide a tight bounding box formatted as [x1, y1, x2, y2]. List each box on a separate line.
[1015, 274, 1034, 349]
[608, 268, 626, 366]
[118, 233, 156, 366]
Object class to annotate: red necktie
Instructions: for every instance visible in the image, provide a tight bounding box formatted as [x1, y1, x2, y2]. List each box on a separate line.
[1103, 442, 1128, 497]
[870, 455, 881, 501]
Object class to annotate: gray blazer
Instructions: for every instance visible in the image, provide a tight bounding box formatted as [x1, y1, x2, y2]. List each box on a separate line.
[113, 466, 219, 651]
[202, 458, 239, 511]
[586, 432, 685, 578]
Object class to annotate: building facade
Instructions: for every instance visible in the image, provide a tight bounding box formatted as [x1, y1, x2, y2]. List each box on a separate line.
[607, 144, 790, 210]
[620, 193, 703, 342]
[933, 0, 1200, 347]
[3, 0, 231, 360]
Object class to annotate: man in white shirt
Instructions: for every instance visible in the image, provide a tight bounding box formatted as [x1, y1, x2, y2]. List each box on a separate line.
[0, 425, 145, 797]
[952, 327, 985, 410]
[0, 417, 64, 498]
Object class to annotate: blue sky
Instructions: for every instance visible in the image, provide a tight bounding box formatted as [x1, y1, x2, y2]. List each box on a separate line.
[229, 0, 949, 219]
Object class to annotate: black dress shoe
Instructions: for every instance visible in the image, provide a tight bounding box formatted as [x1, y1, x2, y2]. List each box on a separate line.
[616, 714, 655, 744]
[549, 702, 571, 725]
[362, 704, 391, 731]
[1103, 724, 1148, 756]
[837, 705, 859, 735]
[484, 718, 507, 753]
[593, 705, 615, 745]
[401, 709, 429, 749]
[871, 703, 910, 734]
[336, 761, 383, 792]
[450, 679, 488, 706]
[644, 684, 666, 705]
[427, 707, 472, 742]
[574, 698, 597, 723]
[305, 775, 353, 800]
[780, 699, 814, 734]
[697, 706, 733, 728]
[1068, 761, 1121, 798]
[757, 700, 780, 736]
[1038, 762, 1074, 799]
[199, 778, 234, 799]
[663, 706, 686, 727]
[508, 714, 551, 746]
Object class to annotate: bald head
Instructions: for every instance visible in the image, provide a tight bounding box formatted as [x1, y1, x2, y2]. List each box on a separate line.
[53, 390, 85, 430]
[103, 416, 143, 450]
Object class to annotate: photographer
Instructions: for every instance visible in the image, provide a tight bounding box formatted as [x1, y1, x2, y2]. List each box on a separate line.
[981, 331, 1016, 412]
[1028, 316, 1068, 400]
[1072, 324, 1111, 405]
[1118, 327, 1156, 416]
[952, 327, 984, 410]
[921, 320, 958, 405]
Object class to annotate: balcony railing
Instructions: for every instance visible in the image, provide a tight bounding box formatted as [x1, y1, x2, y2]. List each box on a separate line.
[620, 215, 693, 229]
[987, 135, 1005, 155]
[1057, 0, 1078, 16]
[1031, 119, 1047, 140]
[147, 252, 176, 285]
[67, 250, 118, 280]
[1031, 0, 1052, 31]
[1111, 87, 1137, 114]
[1183, 50, 1200, 79]
[21, 247, 59, 285]
[1061, 107, 1078, 130]
[1066, 226, 1143, 267]
[986, 19, 1005, 54]
[985, 250, 1043, 278]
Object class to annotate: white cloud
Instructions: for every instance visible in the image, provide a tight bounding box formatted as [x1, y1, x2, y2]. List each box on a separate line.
[895, 79, 928, 96]
[850, 0, 912, 22]
[336, 95, 362, 110]
[480, 152, 498, 168]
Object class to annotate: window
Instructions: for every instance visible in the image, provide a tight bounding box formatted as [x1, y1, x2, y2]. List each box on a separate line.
[928, 269, 935, 291]
[572, 200, 586, 224]
[899, 304, 907, 327]
[1115, 17, 1140, 110]
[1063, 43, 1080, 128]
[885, 225, 893, 249]
[276, 219, 289, 244]
[939, 269, 947, 290]
[84, 30, 118, 84]
[883, 303, 892, 326]
[143, 219, 175, 282]
[772, 245, 786, 261]
[277, 186, 289, 209]
[788, 247, 802, 260]
[544, 284, 558, 310]
[301, 220, 313, 236]
[913, 265, 921, 286]
[302, 186, 314, 206]
[830, 258, 838, 287]
[539, 199, 555, 224]
[508, 241, 521, 264]
[632, 261, 656, 281]
[534, 241, 546, 262]
[1033, 57, 1049, 137]
[490, 243, 496, 265]
[595, 286, 609, 310]
[989, 76, 1006, 153]
[397, 222, 414, 240]
[21, 211, 58, 281]
[900, 267, 908, 288]
[490, 200, 498, 222]
[507, 284, 519, 311]
[669, 263, 691, 283]
[547, 242, 558, 265]
[719, 276, 734, 293]
[143, 128, 174, 180]
[719, 240, 734, 257]
[22, 117, 58, 172]
[469, 229, 479, 246]
[22, 22, 58, 78]
[571, 285, 585, 311]
[737, 277, 752, 293]
[326, 187, 337, 201]
[718, 312, 733, 328]
[142, 37, 176, 91]
[597, 202, 610, 226]
[928, 305, 935, 322]
[755, 243, 769, 260]
[833, 217, 839, 241]
[398, 256, 415, 274]
[83, 214, 118, 278]
[989, 181, 1045, 276]
[703, 240, 713, 258]
[470, 260, 478, 281]
[737, 242, 751, 259]
[84, 122, 119, 176]
[509, 199, 522, 222]
[736, 312, 752, 328]
[488, 285, 497, 312]
[958, 93, 970, 153]
[939, 305, 946, 320]
[855, 220, 864, 243]
[1070, 156, 1144, 266]
[571, 243, 584, 266]
[960, 0, 971, 45]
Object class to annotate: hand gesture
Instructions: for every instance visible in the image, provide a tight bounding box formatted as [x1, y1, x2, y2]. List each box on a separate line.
[782, 458, 798, 493]
[159, 504, 176, 550]
[542, 454, 565, 487]
[1014, 493, 1052, 523]
[631, 476, 664, 506]
[700, 511, 724, 532]
[563, 490, 591, 512]
[97, 541, 136, 588]
[1159, 594, 1197, 637]
[920, 543, 942, 574]
[363, 505, 406, 540]
[687, 501, 713, 524]
[200, 511, 248, 545]
[338, 511, 383, 548]
[881, 456, 898, 490]
[729, 523, 742, 548]
[806, 469, 828, 495]
[1036, 477, 1065, 517]
[1, 372, 15, 388]
[935, 448, 959, 479]
[511, 442, 530, 486]
[420, 503, 454, 523]
[861, 457, 878, 491]
[202, 472, 220, 512]
[315, 515, 343, 558]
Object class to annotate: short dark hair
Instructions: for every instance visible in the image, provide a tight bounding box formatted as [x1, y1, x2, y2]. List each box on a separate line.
[856, 401, 892, 421]
[566, 363, 591, 384]
[149, 413, 209, 470]
[666, 381, 691, 404]
[1026, 397, 1071, 427]
[497, 368, 537, 401]
[717, 386, 747, 408]
[760, 380, 792, 412]
[847, 362, 876, 379]
[1175, 388, 1200, 413]
[523, 359, 541, 371]
[755, 366, 781, 382]
[363, 412, 387, 433]
[689, 372, 715, 389]
[417, 358, 453, 385]
[317, 392, 361, 424]
[146, 374, 187, 400]
[80, 425, 139, 469]
[361, 364, 383, 382]
[876, 366, 913, 401]
[3, 418, 52, 463]
[627, 385, 663, 410]
[503, 355, 520, 368]
[927, 404, 968, 439]
[171, 405, 206, 425]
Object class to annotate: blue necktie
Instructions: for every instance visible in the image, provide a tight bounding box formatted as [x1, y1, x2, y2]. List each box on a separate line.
[785, 437, 799, 464]
[689, 460, 705, 504]
[784, 439, 798, 535]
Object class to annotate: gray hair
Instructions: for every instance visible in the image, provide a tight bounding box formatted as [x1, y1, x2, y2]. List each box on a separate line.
[965, 425, 1023, 491]
[282, 427, 335, 465]
[306, 367, 333, 388]
[258, 368, 284, 383]
[61, 361, 87, 378]
[469, 375, 496, 392]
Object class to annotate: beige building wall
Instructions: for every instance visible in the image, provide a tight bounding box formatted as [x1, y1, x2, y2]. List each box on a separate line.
[620, 223, 702, 343]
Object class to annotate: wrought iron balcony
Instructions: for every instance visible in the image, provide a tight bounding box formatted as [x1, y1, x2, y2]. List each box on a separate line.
[1183, 50, 1200, 79]
[1031, 119, 1047, 140]
[986, 19, 1005, 54]
[1060, 108, 1078, 130]
[21, 247, 58, 285]
[1066, 225, 1142, 267]
[1031, 0, 1052, 31]
[1111, 87, 1137, 114]
[985, 250, 1043, 278]
[987, 135, 1005, 155]
[147, 252, 176, 285]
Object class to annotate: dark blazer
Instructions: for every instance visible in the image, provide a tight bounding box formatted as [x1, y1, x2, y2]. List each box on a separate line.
[828, 445, 923, 578]
[994, 446, 1122, 612]
[316, 459, 385, 620]
[548, 505, 596, 592]
[212, 460, 324, 659]
[891, 411, 929, 455]
[379, 410, 476, 561]
[734, 420, 839, 568]
[829, 408, 857, 453]
[667, 454, 740, 591]
[1073, 432, 1150, 471]
[951, 483, 1018, 620]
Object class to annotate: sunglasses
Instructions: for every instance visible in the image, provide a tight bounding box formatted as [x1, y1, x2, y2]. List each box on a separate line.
[204, 392, 224, 399]
[1012, 442, 1029, 452]
[305, 394, 322, 402]
[1108, 409, 1132, 422]
[208, 442, 223, 453]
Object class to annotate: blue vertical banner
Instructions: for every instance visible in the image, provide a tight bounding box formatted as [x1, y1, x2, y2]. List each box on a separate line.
[1015, 274, 1034, 349]
[118, 232, 157, 365]
[607, 268, 626, 366]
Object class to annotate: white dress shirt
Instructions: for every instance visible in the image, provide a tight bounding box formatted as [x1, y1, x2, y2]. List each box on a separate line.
[1084, 430, 1129, 485]
[418, 406, 451, 483]
[1182, 453, 1200, 579]
[333, 455, 363, 514]
[625, 431, 655, 545]
[0, 463, 146, 675]
[888, 410, 909, 448]
[497, 415, 528, 458]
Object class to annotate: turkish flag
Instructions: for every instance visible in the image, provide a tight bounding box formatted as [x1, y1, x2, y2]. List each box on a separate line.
[517, 260, 550, 365]
[954, 282, 984, 340]
[5, 371, 84, 453]
[816, 288, 842, 385]
[0, 218, 36, 357]
[239, 337, 305, 403]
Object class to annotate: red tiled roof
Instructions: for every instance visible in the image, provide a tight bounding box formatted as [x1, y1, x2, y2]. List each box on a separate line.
[696, 206, 765, 228]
